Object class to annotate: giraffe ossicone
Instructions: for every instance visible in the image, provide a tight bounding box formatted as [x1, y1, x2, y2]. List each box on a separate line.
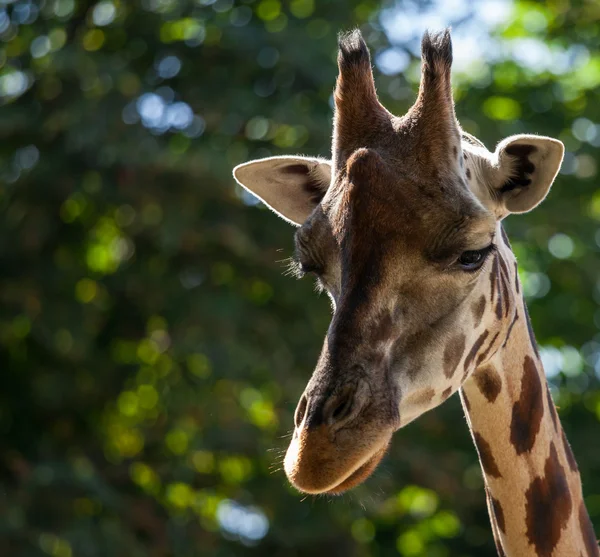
[233, 28, 599, 557]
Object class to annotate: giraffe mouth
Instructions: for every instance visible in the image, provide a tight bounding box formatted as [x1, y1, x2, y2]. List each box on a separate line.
[284, 426, 392, 495]
[323, 442, 390, 494]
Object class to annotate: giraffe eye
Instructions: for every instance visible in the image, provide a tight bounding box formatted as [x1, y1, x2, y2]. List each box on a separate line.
[300, 261, 323, 276]
[457, 245, 495, 271]
[291, 255, 323, 278]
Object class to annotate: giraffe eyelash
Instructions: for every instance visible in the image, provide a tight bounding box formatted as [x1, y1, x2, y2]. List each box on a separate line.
[283, 257, 305, 279]
[284, 256, 324, 280]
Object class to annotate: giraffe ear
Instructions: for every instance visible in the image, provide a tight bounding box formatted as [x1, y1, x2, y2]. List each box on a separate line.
[493, 134, 564, 214]
[233, 156, 331, 226]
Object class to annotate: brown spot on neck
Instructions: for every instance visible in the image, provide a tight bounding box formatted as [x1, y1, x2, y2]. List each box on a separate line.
[487, 488, 507, 556]
[473, 364, 502, 403]
[463, 330, 489, 378]
[561, 429, 578, 473]
[510, 355, 544, 454]
[547, 385, 558, 432]
[441, 386, 452, 400]
[525, 442, 573, 557]
[502, 310, 519, 348]
[461, 389, 471, 411]
[491, 496, 506, 534]
[476, 331, 500, 367]
[474, 431, 502, 478]
[497, 255, 511, 318]
[443, 333, 466, 378]
[523, 300, 541, 359]
[490, 255, 498, 302]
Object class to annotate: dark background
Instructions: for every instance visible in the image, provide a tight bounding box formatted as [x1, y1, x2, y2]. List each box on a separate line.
[1, 0, 599, 555]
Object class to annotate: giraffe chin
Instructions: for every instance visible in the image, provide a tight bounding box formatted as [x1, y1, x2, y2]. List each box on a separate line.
[284, 426, 392, 495]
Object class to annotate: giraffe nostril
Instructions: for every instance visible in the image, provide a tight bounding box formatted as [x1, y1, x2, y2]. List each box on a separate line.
[327, 385, 356, 425]
[331, 395, 353, 423]
[294, 394, 308, 428]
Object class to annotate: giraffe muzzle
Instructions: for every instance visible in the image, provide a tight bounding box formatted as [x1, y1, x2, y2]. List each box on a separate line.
[284, 379, 393, 494]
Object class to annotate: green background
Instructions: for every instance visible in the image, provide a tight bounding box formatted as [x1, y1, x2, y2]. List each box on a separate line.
[1, 0, 599, 555]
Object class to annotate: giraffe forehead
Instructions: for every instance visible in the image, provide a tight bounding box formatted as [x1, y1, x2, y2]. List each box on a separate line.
[324, 168, 495, 257]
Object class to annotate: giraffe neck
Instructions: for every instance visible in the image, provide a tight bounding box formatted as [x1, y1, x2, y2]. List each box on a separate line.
[460, 290, 598, 556]
[460, 248, 600, 557]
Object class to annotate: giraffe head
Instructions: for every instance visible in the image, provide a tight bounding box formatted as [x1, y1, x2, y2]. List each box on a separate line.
[233, 29, 564, 495]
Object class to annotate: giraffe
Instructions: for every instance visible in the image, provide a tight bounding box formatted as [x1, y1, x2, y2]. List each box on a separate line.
[232, 29, 599, 556]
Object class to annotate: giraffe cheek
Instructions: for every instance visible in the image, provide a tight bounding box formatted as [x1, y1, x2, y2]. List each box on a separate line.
[397, 386, 439, 427]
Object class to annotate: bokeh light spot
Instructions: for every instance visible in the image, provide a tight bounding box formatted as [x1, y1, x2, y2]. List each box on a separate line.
[216, 500, 269, 543]
[548, 233, 574, 259]
[92, 1, 117, 26]
[165, 428, 189, 455]
[75, 278, 98, 303]
[82, 29, 105, 51]
[483, 96, 521, 120]
[351, 518, 375, 543]
[256, 0, 281, 21]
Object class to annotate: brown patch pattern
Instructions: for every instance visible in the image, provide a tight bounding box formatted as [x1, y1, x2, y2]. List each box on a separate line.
[441, 386, 452, 400]
[491, 253, 511, 320]
[443, 333, 466, 378]
[490, 256, 498, 303]
[547, 385, 558, 432]
[491, 496, 506, 534]
[487, 488, 507, 557]
[580, 499, 600, 556]
[476, 331, 500, 367]
[462, 390, 471, 411]
[525, 442, 573, 557]
[473, 364, 502, 403]
[498, 255, 511, 318]
[463, 330, 489, 377]
[406, 387, 435, 407]
[502, 310, 519, 348]
[523, 300, 540, 358]
[561, 429, 578, 473]
[514, 261, 520, 294]
[474, 432, 502, 478]
[510, 356, 543, 454]
[472, 295, 486, 328]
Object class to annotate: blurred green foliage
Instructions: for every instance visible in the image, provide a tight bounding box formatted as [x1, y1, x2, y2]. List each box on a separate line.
[0, 0, 599, 556]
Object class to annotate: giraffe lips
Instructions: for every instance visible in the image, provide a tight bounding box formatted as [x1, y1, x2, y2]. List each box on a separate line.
[324, 442, 390, 494]
[284, 425, 392, 495]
